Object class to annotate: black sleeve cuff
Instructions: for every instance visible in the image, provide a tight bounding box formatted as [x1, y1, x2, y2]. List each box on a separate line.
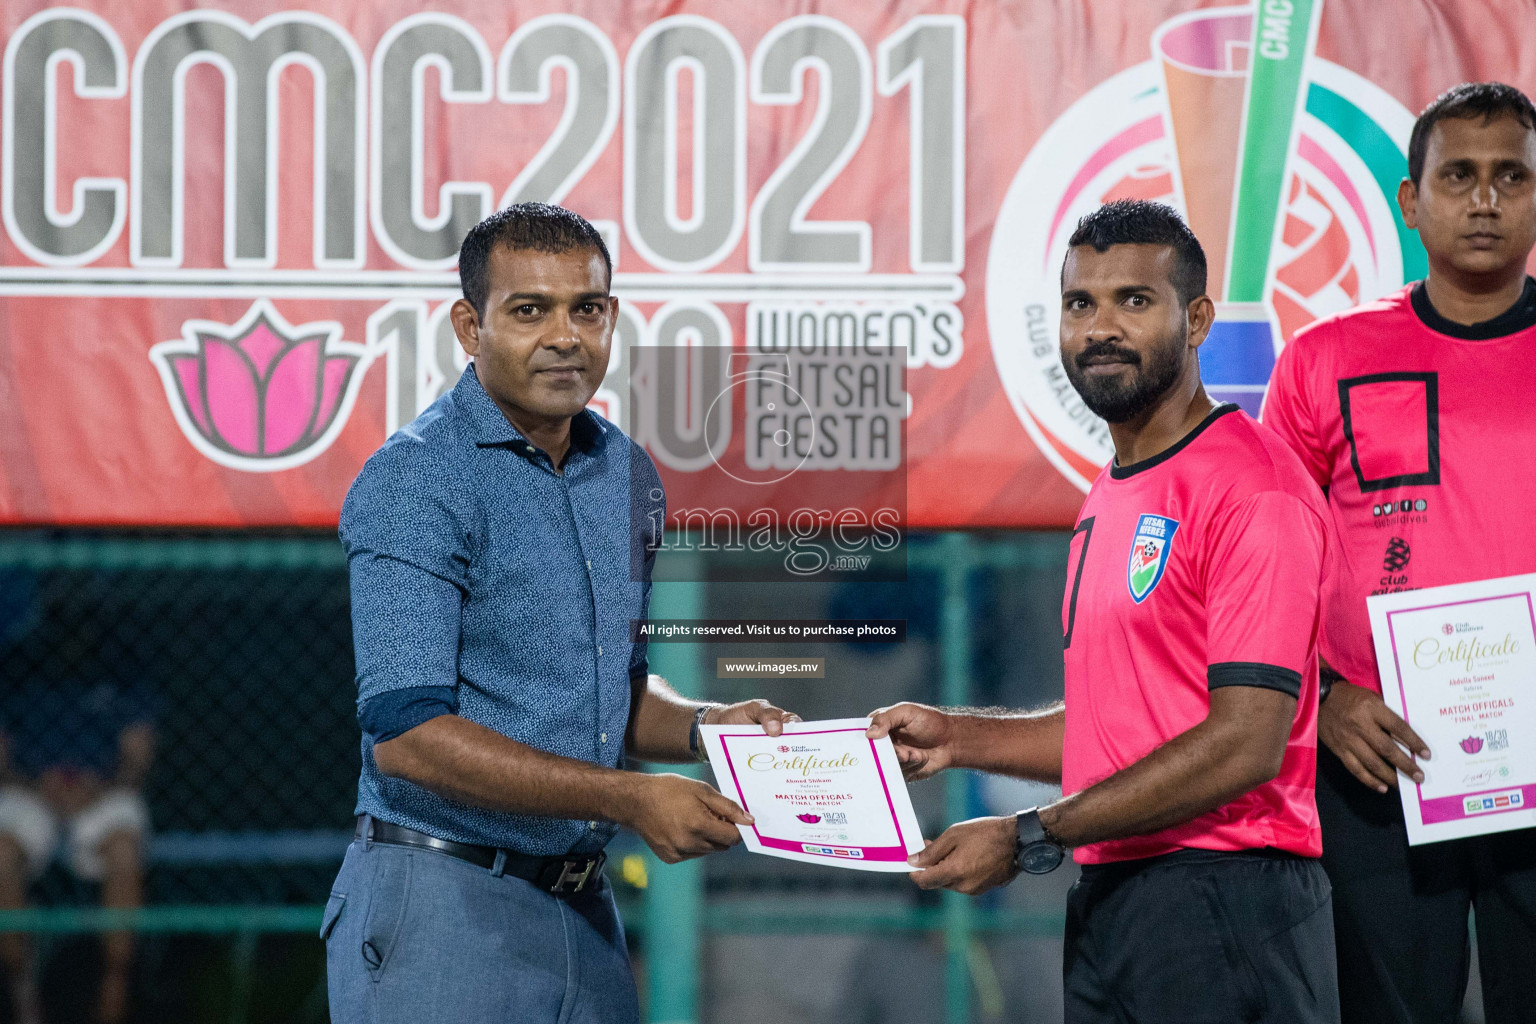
[358, 685, 457, 744]
[1207, 662, 1302, 699]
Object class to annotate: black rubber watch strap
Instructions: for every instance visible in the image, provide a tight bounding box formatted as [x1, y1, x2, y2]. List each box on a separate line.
[1014, 807, 1067, 874]
[1319, 664, 1346, 703]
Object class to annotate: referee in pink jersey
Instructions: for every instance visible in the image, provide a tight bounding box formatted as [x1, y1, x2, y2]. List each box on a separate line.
[870, 201, 1340, 1024]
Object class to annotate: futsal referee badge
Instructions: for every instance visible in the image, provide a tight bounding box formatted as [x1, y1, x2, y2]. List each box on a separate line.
[1127, 514, 1180, 603]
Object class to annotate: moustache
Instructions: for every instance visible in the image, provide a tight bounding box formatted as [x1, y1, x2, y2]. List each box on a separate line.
[1074, 342, 1142, 369]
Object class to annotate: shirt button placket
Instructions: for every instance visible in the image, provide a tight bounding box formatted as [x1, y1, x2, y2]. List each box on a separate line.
[561, 474, 606, 766]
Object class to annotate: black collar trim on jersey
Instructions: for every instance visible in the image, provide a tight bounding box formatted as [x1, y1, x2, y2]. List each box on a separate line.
[1109, 403, 1239, 479]
[1410, 276, 1536, 339]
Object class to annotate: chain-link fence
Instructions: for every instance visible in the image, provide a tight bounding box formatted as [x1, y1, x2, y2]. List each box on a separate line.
[0, 531, 1073, 1024]
[1, 537, 357, 908]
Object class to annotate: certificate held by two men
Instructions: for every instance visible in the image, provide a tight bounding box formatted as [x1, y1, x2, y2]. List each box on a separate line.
[1369, 573, 1536, 845]
[699, 718, 925, 871]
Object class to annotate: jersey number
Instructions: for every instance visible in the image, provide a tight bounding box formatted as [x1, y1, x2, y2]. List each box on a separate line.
[1062, 516, 1094, 649]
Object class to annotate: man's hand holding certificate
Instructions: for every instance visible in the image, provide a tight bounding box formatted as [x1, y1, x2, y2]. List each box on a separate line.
[1368, 573, 1536, 844]
[697, 718, 925, 871]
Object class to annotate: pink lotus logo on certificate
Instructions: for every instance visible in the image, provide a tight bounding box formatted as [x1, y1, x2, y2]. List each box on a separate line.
[796, 813, 822, 824]
[1460, 736, 1485, 755]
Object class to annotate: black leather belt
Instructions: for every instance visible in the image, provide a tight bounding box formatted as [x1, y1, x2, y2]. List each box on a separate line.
[356, 817, 606, 896]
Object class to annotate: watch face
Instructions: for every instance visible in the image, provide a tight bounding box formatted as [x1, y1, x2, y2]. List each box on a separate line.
[1019, 841, 1065, 875]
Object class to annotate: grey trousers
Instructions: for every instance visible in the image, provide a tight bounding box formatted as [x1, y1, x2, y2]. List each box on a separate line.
[324, 838, 639, 1024]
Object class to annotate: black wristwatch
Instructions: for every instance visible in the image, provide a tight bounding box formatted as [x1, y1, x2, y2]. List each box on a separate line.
[1014, 807, 1067, 875]
[1319, 664, 1344, 703]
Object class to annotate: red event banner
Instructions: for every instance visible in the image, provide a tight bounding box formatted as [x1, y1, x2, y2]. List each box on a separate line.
[0, 1, 1530, 527]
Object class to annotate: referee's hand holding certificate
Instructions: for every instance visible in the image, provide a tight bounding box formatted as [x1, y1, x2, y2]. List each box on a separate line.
[866, 702, 956, 781]
[1315, 670, 1429, 794]
[906, 816, 1020, 894]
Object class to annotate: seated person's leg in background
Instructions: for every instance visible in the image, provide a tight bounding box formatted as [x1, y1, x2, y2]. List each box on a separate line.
[0, 786, 57, 1024]
[68, 790, 150, 1024]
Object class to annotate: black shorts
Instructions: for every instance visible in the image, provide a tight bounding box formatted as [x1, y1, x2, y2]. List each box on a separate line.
[1317, 745, 1536, 1024]
[1064, 848, 1340, 1024]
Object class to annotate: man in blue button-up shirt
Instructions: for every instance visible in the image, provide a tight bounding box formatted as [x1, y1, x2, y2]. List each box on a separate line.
[324, 204, 796, 1024]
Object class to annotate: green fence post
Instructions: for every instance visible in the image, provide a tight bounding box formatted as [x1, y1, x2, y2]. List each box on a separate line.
[939, 532, 975, 1024]
[229, 929, 257, 1024]
[643, 552, 705, 1024]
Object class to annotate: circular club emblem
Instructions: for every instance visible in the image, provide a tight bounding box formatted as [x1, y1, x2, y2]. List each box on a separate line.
[987, 9, 1418, 492]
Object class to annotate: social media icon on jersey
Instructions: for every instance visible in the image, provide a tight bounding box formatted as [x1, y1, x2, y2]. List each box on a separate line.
[1127, 514, 1181, 604]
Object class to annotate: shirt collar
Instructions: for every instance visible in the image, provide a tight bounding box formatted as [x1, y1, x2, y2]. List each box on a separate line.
[1409, 275, 1536, 340]
[455, 363, 609, 458]
[1107, 403, 1238, 479]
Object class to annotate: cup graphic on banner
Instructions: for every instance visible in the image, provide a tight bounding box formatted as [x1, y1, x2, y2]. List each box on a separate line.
[1153, 2, 1321, 416]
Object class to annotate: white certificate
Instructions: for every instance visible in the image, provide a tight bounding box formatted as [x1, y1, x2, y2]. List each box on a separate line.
[1368, 574, 1536, 844]
[699, 717, 925, 871]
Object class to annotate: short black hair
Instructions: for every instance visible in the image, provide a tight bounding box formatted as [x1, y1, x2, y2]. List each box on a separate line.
[1408, 82, 1536, 185]
[458, 202, 613, 318]
[1065, 200, 1208, 306]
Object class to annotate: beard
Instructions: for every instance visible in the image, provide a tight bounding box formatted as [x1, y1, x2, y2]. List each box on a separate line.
[1062, 323, 1187, 424]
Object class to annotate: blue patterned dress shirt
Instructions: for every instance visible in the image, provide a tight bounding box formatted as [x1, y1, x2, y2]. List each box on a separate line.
[340, 363, 662, 855]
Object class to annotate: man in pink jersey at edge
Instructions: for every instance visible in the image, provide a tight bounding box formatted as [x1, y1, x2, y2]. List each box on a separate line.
[1261, 82, 1536, 1024]
[867, 200, 1340, 1023]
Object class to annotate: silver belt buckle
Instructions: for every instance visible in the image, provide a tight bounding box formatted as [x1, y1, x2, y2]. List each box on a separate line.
[547, 853, 602, 894]
[554, 860, 592, 892]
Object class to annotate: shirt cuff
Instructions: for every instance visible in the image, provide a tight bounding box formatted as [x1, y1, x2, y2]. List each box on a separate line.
[358, 685, 457, 744]
[1207, 662, 1302, 699]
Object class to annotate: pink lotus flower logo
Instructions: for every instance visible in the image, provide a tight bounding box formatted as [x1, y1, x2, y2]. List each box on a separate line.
[796, 813, 822, 824]
[150, 300, 376, 471]
[1443, 624, 1455, 636]
[1460, 736, 1484, 754]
